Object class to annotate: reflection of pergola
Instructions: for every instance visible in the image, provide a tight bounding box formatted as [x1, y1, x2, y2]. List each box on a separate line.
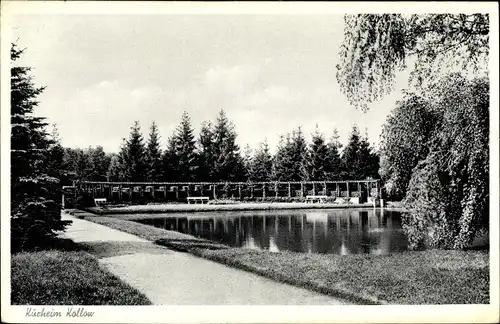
[75, 180, 380, 202]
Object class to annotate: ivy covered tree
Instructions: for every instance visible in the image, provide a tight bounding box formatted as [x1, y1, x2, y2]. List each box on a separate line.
[10, 43, 70, 251]
[402, 75, 489, 250]
[338, 14, 490, 250]
[251, 140, 273, 182]
[337, 14, 489, 111]
[337, 12, 488, 180]
[145, 121, 162, 182]
[379, 95, 439, 199]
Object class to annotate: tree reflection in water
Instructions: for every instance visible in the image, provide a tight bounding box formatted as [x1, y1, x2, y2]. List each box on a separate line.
[136, 209, 410, 255]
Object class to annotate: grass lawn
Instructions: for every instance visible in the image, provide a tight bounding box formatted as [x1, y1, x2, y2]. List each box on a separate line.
[11, 250, 152, 305]
[192, 248, 489, 305]
[82, 212, 489, 305]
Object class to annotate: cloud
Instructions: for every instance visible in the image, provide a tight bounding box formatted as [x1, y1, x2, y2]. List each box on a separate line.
[14, 13, 408, 156]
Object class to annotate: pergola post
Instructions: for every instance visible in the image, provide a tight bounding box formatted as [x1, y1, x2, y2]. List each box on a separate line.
[312, 182, 316, 195]
[300, 182, 304, 197]
[238, 185, 242, 199]
[163, 185, 167, 199]
[275, 182, 278, 198]
[213, 185, 217, 200]
[262, 184, 266, 199]
[346, 181, 349, 198]
[118, 184, 123, 200]
[288, 183, 291, 198]
[336, 182, 340, 197]
[152, 185, 155, 199]
[250, 185, 254, 199]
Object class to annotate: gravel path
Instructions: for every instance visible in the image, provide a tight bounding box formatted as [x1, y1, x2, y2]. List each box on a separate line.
[60, 212, 349, 305]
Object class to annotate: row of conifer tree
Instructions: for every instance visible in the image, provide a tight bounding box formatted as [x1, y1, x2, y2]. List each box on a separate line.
[60, 109, 380, 185]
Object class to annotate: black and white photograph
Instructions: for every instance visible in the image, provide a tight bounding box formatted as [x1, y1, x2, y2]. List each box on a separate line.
[1, 2, 498, 323]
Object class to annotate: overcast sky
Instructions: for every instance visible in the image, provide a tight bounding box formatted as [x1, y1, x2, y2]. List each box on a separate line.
[12, 14, 408, 154]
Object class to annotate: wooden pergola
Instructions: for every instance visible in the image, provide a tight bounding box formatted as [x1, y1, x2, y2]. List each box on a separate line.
[74, 180, 380, 203]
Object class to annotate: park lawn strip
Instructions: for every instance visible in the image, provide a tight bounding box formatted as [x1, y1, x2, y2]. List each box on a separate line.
[83, 213, 489, 305]
[11, 250, 152, 305]
[191, 248, 489, 305]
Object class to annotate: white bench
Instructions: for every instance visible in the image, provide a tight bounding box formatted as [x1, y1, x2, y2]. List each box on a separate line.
[305, 195, 328, 203]
[187, 197, 210, 204]
[94, 198, 107, 206]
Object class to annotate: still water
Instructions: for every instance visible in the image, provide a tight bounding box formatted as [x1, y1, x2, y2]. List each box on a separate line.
[134, 209, 409, 255]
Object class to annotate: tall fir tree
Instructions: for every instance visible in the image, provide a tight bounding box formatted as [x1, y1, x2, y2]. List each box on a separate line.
[272, 134, 294, 181]
[11, 43, 69, 251]
[197, 121, 215, 181]
[251, 140, 273, 182]
[325, 128, 343, 180]
[145, 121, 162, 182]
[211, 109, 244, 181]
[341, 126, 379, 180]
[242, 144, 253, 181]
[341, 125, 362, 179]
[308, 125, 329, 180]
[161, 135, 179, 182]
[357, 130, 380, 179]
[290, 127, 310, 181]
[171, 112, 198, 181]
[123, 121, 147, 181]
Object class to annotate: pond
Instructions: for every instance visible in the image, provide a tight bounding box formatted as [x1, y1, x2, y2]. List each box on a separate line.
[133, 209, 409, 255]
